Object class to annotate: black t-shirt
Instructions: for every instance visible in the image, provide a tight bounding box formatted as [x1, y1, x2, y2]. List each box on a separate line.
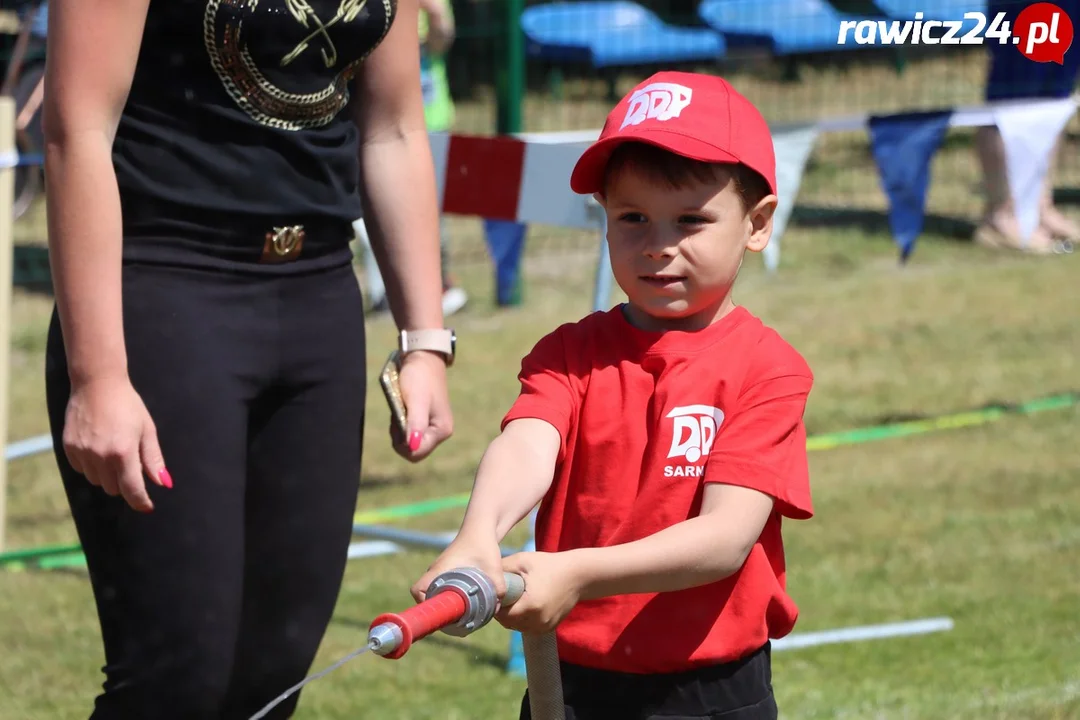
[114, 0, 397, 267]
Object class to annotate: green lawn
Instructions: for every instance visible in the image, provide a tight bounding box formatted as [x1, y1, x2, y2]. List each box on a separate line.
[1, 210, 1078, 718]
[2, 44, 1079, 717]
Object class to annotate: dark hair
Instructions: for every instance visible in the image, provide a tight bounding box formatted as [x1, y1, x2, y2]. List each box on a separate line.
[602, 142, 772, 211]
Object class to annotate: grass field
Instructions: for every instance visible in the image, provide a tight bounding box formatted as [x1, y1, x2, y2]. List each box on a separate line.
[2, 46, 1080, 718]
[1, 204, 1078, 718]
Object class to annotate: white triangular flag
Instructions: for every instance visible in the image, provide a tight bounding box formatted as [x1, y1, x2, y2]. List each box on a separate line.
[766, 123, 819, 272]
[994, 97, 1077, 246]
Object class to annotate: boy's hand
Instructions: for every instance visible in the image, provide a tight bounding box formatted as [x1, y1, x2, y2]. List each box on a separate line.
[495, 551, 583, 635]
[410, 534, 505, 604]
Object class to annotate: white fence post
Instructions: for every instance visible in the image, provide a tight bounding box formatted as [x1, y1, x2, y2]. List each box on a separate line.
[589, 197, 611, 313]
[0, 97, 17, 551]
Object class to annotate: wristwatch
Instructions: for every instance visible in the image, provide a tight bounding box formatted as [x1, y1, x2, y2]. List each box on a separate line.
[399, 329, 456, 367]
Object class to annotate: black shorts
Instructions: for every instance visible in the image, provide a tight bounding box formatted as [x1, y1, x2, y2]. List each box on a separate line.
[520, 642, 776, 720]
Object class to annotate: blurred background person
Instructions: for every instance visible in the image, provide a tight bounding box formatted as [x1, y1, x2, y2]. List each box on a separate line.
[974, 0, 1080, 253]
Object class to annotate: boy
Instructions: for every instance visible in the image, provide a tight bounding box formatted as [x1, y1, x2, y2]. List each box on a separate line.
[412, 71, 814, 719]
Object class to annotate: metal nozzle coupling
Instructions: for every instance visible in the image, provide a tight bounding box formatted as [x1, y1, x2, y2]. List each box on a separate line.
[366, 567, 523, 659]
[426, 567, 503, 638]
[367, 622, 404, 657]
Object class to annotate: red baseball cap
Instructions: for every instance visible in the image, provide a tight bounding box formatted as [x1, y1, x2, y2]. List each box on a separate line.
[570, 71, 776, 197]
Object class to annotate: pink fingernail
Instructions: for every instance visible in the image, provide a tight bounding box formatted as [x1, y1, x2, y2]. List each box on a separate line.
[409, 431, 422, 452]
[159, 469, 173, 489]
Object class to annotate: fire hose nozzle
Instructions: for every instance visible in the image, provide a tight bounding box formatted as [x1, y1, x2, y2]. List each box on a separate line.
[368, 567, 525, 660]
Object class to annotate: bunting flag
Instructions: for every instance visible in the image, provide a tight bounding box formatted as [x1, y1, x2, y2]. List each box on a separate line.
[366, 98, 1078, 309]
[868, 111, 952, 262]
[993, 97, 1077, 247]
[765, 124, 819, 272]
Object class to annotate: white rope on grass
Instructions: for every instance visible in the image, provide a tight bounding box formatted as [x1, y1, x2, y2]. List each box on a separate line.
[773, 616, 955, 651]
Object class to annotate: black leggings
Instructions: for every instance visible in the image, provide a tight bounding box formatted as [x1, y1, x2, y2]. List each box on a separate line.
[45, 259, 367, 719]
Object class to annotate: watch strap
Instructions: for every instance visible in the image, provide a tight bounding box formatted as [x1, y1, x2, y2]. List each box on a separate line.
[399, 329, 455, 365]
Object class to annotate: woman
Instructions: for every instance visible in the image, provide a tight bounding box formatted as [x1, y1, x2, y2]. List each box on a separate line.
[42, 0, 453, 717]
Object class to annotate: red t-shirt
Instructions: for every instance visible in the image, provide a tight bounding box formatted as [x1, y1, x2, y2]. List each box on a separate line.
[501, 304, 814, 674]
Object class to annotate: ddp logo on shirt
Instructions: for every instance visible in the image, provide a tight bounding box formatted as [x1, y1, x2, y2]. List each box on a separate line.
[665, 405, 725, 478]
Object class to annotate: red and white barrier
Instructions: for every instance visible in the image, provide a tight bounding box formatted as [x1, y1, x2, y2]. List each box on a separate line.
[354, 129, 614, 321]
[429, 132, 600, 229]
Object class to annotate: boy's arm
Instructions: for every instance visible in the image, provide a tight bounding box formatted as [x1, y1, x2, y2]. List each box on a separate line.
[456, 418, 561, 544]
[410, 417, 560, 603]
[458, 323, 577, 543]
[568, 370, 813, 600]
[569, 483, 773, 600]
[412, 323, 577, 604]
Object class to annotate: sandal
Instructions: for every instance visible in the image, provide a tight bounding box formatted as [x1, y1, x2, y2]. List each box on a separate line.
[973, 223, 1072, 255]
[1039, 207, 1080, 245]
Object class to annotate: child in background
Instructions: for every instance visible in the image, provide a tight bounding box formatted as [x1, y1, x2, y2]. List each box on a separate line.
[413, 71, 814, 719]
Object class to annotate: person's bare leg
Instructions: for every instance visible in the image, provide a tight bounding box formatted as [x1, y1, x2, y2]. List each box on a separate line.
[974, 125, 1056, 251]
[976, 125, 1012, 222]
[1038, 135, 1080, 240]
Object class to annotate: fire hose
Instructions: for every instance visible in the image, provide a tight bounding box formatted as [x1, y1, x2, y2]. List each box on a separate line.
[249, 567, 565, 720]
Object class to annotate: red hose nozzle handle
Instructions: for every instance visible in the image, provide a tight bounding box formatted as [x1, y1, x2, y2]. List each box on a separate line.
[368, 589, 467, 659]
[368, 568, 524, 659]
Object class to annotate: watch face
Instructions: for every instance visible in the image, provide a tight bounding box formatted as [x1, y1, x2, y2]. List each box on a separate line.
[450, 329, 456, 357]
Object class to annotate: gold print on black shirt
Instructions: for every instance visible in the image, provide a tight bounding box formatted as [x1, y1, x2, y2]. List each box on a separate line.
[203, 0, 394, 131]
[280, 0, 366, 68]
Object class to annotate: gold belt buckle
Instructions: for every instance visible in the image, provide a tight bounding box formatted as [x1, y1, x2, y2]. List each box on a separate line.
[261, 225, 305, 263]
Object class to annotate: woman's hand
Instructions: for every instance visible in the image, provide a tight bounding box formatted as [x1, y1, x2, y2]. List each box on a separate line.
[392, 350, 453, 462]
[63, 375, 172, 513]
[495, 551, 585, 635]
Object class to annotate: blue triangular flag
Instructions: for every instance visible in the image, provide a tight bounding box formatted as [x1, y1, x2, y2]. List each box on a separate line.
[868, 111, 952, 262]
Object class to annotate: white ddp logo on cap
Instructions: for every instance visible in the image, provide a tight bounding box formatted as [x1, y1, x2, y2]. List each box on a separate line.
[620, 83, 694, 131]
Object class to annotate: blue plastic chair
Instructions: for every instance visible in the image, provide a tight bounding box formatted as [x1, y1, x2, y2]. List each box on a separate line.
[520, 1, 726, 68]
[697, 0, 881, 55]
[873, 0, 988, 33]
[874, 0, 987, 20]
